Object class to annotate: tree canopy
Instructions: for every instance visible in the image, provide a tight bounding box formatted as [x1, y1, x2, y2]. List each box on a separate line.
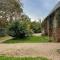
[0, 0, 23, 28]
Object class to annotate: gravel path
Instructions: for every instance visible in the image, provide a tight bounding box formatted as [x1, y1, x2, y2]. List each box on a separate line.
[0, 43, 60, 60]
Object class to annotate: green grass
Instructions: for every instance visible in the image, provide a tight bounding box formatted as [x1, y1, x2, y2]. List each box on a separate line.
[0, 56, 48, 60]
[3, 36, 49, 43]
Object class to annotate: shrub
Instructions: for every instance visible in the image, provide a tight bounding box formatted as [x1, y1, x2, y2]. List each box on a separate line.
[8, 20, 32, 38]
[30, 21, 41, 33]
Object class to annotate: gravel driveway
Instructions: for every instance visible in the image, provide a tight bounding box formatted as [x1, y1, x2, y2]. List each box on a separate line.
[0, 43, 60, 60]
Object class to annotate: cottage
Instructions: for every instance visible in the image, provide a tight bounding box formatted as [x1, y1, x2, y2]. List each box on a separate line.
[42, 2, 60, 42]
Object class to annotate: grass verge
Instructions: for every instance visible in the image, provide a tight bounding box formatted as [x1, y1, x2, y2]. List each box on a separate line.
[3, 36, 49, 43]
[0, 56, 48, 60]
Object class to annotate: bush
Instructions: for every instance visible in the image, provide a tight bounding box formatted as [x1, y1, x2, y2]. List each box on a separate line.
[30, 21, 41, 33]
[8, 20, 32, 38]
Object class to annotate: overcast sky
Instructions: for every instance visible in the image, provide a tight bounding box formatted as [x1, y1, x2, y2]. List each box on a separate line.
[21, 0, 60, 21]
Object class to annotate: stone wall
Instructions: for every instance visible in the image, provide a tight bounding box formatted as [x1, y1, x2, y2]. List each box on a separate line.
[42, 7, 60, 42]
[53, 8, 60, 42]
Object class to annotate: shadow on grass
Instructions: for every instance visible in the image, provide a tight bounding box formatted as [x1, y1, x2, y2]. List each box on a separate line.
[12, 37, 31, 41]
[3, 36, 31, 43]
[3, 36, 49, 43]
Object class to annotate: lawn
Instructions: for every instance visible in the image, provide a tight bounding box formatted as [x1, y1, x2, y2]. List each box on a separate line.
[0, 56, 48, 60]
[3, 36, 49, 43]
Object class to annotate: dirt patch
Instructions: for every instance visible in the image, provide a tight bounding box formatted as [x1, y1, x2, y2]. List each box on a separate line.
[0, 43, 60, 60]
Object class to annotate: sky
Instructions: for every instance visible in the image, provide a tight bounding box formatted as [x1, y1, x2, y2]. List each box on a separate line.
[21, 0, 60, 21]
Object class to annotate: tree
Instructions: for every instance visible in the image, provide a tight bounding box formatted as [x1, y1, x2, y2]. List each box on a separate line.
[8, 20, 32, 38]
[0, 0, 23, 36]
[30, 20, 41, 33]
[8, 14, 32, 38]
[0, 0, 23, 28]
